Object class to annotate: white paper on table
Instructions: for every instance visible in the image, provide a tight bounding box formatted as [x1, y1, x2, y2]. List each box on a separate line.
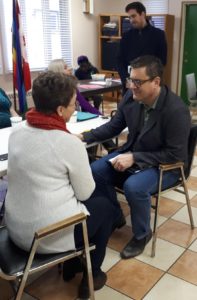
[67, 116, 109, 134]
[90, 81, 106, 85]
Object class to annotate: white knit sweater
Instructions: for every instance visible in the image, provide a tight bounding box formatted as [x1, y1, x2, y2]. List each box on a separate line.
[5, 122, 95, 253]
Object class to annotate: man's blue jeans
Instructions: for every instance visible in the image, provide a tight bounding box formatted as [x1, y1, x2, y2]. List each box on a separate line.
[91, 151, 180, 239]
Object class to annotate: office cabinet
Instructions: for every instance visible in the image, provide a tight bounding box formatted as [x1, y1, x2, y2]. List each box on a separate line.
[99, 14, 174, 87]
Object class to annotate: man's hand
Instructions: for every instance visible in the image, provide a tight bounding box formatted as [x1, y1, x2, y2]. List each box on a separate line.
[111, 153, 134, 172]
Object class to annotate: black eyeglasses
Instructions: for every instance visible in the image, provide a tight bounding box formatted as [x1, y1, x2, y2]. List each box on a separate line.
[126, 77, 154, 88]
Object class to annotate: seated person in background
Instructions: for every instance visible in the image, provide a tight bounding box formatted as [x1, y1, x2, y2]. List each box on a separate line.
[0, 87, 19, 129]
[48, 58, 101, 115]
[75, 55, 99, 80]
[5, 71, 117, 298]
[77, 55, 191, 259]
[75, 55, 102, 110]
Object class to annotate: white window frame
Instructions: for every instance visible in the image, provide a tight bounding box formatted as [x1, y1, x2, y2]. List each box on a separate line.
[0, 0, 73, 73]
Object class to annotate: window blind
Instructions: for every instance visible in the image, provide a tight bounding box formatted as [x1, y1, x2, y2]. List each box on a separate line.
[142, 0, 168, 14]
[0, 0, 72, 72]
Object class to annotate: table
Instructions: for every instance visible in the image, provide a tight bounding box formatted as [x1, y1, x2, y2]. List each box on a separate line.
[0, 116, 111, 177]
[78, 79, 122, 113]
[78, 79, 122, 98]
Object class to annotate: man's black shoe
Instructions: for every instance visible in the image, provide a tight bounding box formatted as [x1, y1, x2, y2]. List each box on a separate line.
[112, 212, 126, 232]
[120, 230, 152, 259]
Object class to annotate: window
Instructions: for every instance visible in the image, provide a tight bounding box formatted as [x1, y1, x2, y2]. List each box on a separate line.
[0, 0, 72, 72]
[142, 0, 168, 14]
[142, 0, 169, 31]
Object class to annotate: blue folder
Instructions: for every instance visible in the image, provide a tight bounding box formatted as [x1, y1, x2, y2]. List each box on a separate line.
[77, 112, 99, 122]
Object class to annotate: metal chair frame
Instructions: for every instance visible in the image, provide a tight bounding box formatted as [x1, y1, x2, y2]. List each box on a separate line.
[116, 125, 197, 257]
[0, 213, 95, 300]
[151, 162, 194, 257]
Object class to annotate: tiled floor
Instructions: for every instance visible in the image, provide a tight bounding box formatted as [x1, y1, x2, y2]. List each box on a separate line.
[1, 98, 197, 300]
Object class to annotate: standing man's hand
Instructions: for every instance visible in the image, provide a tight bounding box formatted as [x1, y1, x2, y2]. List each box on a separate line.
[110, 153, 134, 172]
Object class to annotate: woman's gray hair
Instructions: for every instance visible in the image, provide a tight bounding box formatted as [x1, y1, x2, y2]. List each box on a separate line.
[48, 59, 66, 73]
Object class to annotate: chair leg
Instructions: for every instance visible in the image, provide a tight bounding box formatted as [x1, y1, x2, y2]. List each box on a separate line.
[15, 240, 38, 300]
[82, 220, 95, 300]
[151, 170, 163, 257]
[180, 167, 194, 229]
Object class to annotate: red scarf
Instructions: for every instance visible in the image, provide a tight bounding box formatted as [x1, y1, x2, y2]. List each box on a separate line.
[26, 108, 70, 133]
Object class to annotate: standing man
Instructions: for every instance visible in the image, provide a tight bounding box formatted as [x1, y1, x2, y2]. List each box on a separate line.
[77, 55, 191, 259]
[117, 2, 167, 94]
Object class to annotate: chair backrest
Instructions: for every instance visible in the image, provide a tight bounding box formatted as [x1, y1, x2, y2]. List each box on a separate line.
[185, 125, 197, 178]
[185, 73, 197, 102]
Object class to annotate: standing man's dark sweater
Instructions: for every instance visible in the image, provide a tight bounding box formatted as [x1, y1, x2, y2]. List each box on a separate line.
[117, 2, 167, 94]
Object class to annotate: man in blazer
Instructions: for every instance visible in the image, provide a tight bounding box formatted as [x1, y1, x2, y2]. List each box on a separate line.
[78, 55, 191, 259]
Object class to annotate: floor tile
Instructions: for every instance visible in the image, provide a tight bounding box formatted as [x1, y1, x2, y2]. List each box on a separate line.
[189, 239, 197, 252]
[0, 278, 14, 300]
[26, 266, 80, 300]
[157, 219, 197, 247]
[172, 205, 197, 226]
[95, 285, 132, 300]
[117, 192, 127, 204]
[108, 225, 133, 253]
[191, 194, 197, 208]
[136, 238, 185, 271]
[106, 259, 163, 300]
[162, 189, 197, 204]
[119, 200, 130, 217]
[150, 211, 167, 228]
[187, 176, 197, 191]
[125, 214, 132, 227]
[168, 250, 197, 285]
[125, 212, 167, 230]
[21, 293, 37, 300]
[102, 248, 121, 272]
[190, 166, 197, 177]
[143, 274, 197, 300]
[193, 156, 197, 166]
[153, 196, 184, 218]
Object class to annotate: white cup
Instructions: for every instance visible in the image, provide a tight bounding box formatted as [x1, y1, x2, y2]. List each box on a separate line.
[10, 116, 23, 127]
[69, 111, 77, 123]
[105, 78, 112, 86]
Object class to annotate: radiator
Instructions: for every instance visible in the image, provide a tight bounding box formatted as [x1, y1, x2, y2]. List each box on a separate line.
[6, 90, 34, 110]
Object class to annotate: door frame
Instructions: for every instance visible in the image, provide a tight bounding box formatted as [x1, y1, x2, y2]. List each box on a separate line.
[177, 1, 197, 94]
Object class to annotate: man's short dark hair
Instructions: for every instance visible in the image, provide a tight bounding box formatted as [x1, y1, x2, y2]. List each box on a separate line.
[32, 71, 77, 114]
[125, 2, 146, 14]
[130, 55, 164, 83]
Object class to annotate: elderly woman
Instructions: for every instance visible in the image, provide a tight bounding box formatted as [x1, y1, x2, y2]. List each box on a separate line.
[0, 87, 18, 129]
[5, 72, 117, 298]
[48, 58, 101, 115]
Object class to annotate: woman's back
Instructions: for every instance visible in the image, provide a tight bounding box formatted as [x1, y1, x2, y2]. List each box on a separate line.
[5, 122, 95, 253]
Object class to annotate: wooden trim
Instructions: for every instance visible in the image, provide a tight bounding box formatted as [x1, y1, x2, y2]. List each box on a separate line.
[35, 213, 86, 239]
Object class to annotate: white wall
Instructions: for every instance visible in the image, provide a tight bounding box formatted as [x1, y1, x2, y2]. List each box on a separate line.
[0, 0, 196, 93]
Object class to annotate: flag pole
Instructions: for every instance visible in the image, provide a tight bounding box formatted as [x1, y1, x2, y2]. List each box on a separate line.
[12, 55, 17, 112]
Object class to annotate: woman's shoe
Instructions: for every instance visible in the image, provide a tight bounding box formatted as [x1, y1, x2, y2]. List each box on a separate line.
[78, 271, 107, 299]
[62, 257, 83, 281]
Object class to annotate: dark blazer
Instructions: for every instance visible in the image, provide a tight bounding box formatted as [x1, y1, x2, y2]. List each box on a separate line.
[83, 86, 191, 169]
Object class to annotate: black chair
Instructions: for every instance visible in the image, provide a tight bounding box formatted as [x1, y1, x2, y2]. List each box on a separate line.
[0, 213, 95, 300]
[116, 125, 197, 257]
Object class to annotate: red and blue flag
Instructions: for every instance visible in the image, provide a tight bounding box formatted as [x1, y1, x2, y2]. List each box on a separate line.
[12, 0, 31, 113]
